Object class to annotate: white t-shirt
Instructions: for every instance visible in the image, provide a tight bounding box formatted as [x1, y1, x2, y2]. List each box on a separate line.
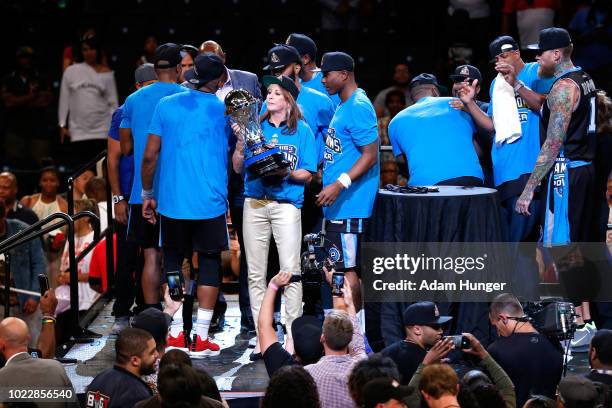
[59, 230, 99, 311]
[58, 63, 118, 142]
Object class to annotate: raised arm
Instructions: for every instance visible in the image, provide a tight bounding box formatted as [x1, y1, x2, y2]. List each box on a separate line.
[258, 271, 292, 355]
[516, 79, 579, 215]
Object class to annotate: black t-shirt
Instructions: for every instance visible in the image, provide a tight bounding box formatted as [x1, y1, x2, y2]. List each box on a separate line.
[380, 340, 427, 384]
[585, 371, 612, 386]
[488, 332, 563, 407]
[263, 342, 297, 377]
[86, 365, 153, 408]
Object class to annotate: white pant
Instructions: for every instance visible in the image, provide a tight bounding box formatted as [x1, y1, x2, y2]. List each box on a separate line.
[243, 198, 303, 338]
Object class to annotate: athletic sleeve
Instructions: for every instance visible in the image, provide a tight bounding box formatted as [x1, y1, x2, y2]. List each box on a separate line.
[298, 124, 317, 173]
[148, 102, 164, 137]
[388, 116, 403, 157]
[119, 95, 132, 129]
[349, 101, 379, 147]
[108, 107, 123, 140]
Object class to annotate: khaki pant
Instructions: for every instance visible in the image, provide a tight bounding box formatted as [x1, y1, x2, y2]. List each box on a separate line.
[243, 198, 303, 338]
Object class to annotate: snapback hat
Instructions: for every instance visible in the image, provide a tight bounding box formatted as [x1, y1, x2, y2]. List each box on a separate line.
[291, 315, 323, 363]
[263, 44, 302, 71]
[488, 36, 519, 62]
[131, 307, 171, 346]
[450, 65, 482, 84]
[134, 63, 157, 84]
[403, 302, 452, 326]
[312, 51, 354, 73]
[262, 75, 300, 100]
[186, 53, 226, 86]
[153, 43, 183, 69]
[286, 33, 317, 59]
[527, 27, 572, 53]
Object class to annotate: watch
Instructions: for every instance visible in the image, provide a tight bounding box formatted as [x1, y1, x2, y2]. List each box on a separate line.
[513, 80, 525, 93]
[112, 195, 125, 204]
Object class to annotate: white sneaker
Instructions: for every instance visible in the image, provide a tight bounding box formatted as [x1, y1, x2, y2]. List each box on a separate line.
[571, 322, 597, 350]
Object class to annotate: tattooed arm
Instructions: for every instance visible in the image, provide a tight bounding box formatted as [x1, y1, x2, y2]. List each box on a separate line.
[515, 79, 579, 215]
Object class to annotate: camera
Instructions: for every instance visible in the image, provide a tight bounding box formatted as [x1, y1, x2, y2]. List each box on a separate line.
[525, 300, 579, 340]
[446, 335, 470, 349]
[300, 233, 337, 287]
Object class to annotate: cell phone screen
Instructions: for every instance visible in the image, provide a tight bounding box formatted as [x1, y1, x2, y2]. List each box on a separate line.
[332, 272, 344, 297]
[38, 274, 49, 297]
[166, 272, 183, 301]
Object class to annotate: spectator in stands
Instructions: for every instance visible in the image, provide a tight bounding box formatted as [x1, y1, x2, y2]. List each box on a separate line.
[1, 46, 52, 167]
[63, 26, 97, 71]
[380, 160, 403, 187]
[55, 199, 100, 343]
[141, 53, 241, 357]
[378, 89, 407, 147]
[262, 365, 320, 408]
[196, 39, 262, 336]
[286, 33, 341, 106]
[390, 73, 484, 187]
[85, 176, 109, 231]
[0, 172, 38, 225]
[487, 293, 563, 406]
[59, 36, 118, 165]
[107, 63, 154, 333]
[0, 317, 75, 406]
[21, 165, 68, 220]
[361, 377, 411, 408]
[195, 369, 227, 407]
[259, 272, 324, 375]
[87, 327, 157, 407]
[238, 74, 316, 358]
[348, 354, 402, 407]
[178, 44, 198, 84]
[501, 0, 559, 49]
[587, 329, 612, 385]
[556, 375, 604, 408]
[373, 63, 412, 118]
[0, 198, 45, 346]
[72, 168, 95, 203]
[121, 43, 185, 313]
[137, 35, 158, 66]
[381, 301, 453, 384]
[418, 364, 461, 408]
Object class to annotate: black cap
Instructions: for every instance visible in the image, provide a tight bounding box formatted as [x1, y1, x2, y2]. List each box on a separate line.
[362, 378, 412, 408]
[312, 51, 354, 73]
[134, 63, 157, 84]
[450, 65, 482, 84]
[557, 376, 600, 406]
[488, 36, 519, 61]
[187, 53, 226, 86]
[154, 43, 183, 69]
[131, 307, 171, 346]
[263, 44, 302, 71]
[286, 33, 317, 59]
[409, 73, 446, 93]
[262, 75, 300, 100]
[527, 27, 572, 53]
[403, 302, 452, 326]
[291, 315, 323, 363]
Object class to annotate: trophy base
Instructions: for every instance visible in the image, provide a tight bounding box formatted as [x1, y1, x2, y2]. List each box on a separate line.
[245, 147, 290, 179]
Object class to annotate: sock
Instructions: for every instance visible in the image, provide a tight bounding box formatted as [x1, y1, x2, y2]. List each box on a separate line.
[193, 308, 214, 340]
[169, 305, 184, 337]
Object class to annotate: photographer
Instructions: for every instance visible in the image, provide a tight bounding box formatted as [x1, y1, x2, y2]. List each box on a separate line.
[488, 293, 562, 407]
[237, 75, 317, 359]
[405, 332, 515, 408]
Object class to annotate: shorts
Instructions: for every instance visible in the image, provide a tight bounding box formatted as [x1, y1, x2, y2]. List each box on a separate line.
[160, 213, 229, 256]
[127, 204, 160, 249]
[324, 218, 367, 273]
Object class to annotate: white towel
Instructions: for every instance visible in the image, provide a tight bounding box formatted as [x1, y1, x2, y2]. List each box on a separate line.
[492, 73, 522, 146]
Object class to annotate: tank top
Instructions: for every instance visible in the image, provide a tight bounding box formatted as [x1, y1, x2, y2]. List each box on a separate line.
[31, 194, 61, 221]
[542, 69, 597, 161]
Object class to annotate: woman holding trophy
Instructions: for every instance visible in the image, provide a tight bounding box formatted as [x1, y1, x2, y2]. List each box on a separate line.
[230, 75, 317, 359]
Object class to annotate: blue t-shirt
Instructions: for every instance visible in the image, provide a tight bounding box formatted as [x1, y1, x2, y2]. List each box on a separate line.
[148, 89, 231, 220]
[302, 71, 341, 107]
[389, 97, 483, 186]
[108, 105, 134, 197]
[120, 81, 186, 204]
[244, 119, 317, 208]
[322, 88, 379, 220]
[487, 62, 555, 187]
[261, 86, 334, 166]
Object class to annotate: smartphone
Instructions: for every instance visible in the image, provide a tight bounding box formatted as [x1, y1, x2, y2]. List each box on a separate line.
[331, 272, 345, 297]
[446, 335, 470, 349]
[166, 271, 183, 301]
[38, 274, 49, 297]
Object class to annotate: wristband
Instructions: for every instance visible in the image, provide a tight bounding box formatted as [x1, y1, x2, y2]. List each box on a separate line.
[42, 316, 56, 324]
[513, 80, 525, 93]
[268, 282, 279, 291]
[141, 188, 154, 201]
[337, 173, 352, 189]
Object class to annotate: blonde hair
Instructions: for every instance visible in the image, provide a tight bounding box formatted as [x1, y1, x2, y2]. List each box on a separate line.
[261, 86, 304, 135]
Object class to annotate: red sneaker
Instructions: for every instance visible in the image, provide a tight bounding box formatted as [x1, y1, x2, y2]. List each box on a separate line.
[190, 334, 220, 358]
[166, 331, 188, 351]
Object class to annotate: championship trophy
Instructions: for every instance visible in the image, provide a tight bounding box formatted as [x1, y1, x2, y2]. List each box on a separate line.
[225, 89, 289, 179]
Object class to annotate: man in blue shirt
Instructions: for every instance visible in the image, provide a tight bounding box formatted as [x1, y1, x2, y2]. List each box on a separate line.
[456, 36, 554, 242]
[286, 33, 342, 107]
[119, 44, 186, 311]
[107, 63, 156, 332]
[315, 52, 379, 311]
[389, 73, 484, 187]
[141, 54, 241, 357]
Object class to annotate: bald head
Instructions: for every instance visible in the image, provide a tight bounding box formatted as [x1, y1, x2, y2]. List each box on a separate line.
[0, 172, 18, 205]
[199, 40, 226, 63]
[0, 317, 30, 357]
